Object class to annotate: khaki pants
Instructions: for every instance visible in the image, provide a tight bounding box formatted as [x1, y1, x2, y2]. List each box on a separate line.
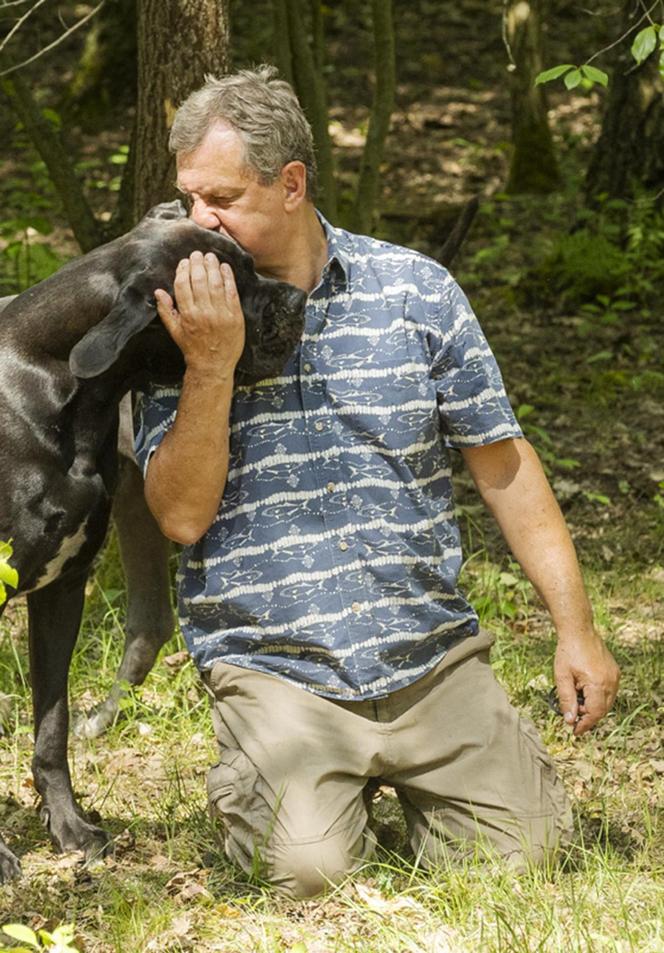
[203, 631, 574, 899]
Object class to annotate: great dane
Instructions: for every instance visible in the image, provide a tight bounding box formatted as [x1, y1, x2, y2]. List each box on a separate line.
[0, 200, 306, 882]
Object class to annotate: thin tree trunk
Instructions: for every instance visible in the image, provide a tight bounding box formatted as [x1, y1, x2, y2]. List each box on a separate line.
[133, 0, 231, 221]
[585, 1, 664, 202]
[272, 0, 294, 85]
[505, 0, 560, 193]
[310, 0, 324, 73]
[1, 73, 102, 251]
[348, 0, 396, 234]
[285, 0, 337, 221]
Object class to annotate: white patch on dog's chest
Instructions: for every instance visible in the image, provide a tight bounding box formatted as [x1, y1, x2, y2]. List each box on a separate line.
[31, 519, 90, 591]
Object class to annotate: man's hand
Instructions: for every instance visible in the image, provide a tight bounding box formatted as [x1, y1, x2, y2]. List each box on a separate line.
[155, 250, 245, 376]
[554, 632, 620, 736]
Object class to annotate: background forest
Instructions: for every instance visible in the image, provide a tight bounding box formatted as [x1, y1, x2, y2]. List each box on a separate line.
[0, 1, 662, 951]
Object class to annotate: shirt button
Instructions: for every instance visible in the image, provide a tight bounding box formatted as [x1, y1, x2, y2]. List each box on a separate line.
[326, 482, 336, 493]
[314, 421, 324, 432]
[303, 362, 312, 373]
[351, 602, 361, 613]
[339, 541, 349, 552]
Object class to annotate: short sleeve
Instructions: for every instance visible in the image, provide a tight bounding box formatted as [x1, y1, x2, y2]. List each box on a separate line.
[429, 277, 522, 449]
[133, 384, 181, 477]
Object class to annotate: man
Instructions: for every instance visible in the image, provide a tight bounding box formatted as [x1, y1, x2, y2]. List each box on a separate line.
[134, 66, 619, 899]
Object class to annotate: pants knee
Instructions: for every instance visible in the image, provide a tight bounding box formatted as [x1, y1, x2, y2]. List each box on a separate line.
[270, 832, 370, 899]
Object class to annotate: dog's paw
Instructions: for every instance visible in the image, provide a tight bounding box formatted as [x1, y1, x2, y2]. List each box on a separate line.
[0, 839, 21, 883]
[72, 703, 118, 739]
[41, 804, 112, 863]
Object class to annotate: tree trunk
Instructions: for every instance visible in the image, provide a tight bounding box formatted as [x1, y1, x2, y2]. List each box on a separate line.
[285, 0, 337, 221]
[272, 0, 294, 85]
[585, 2, 664, 203]
[505, 0, 560, 193]
[348, 0, 396, 234]
[132, 0, 231, 222]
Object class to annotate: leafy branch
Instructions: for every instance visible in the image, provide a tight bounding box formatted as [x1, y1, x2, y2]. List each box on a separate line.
[536, 6, 664, 90]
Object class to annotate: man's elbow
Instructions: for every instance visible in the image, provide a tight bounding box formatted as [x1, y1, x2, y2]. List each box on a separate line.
[156, 516, 208, 546]
[144, 483, 214, 545]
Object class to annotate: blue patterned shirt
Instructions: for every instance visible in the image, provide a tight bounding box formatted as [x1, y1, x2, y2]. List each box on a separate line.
[134, 215, 522, 699]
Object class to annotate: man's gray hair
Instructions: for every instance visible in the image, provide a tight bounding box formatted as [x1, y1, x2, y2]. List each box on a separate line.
[169, 65, 318, 200]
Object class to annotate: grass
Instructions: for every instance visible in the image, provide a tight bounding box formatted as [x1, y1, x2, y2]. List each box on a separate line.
[0, 543, 662, 952]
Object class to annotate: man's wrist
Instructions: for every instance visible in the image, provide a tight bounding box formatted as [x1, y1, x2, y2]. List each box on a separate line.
[183, 362, 238, 387]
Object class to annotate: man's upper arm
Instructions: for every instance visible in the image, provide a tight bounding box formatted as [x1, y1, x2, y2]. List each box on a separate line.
[428, 275, 522, 451]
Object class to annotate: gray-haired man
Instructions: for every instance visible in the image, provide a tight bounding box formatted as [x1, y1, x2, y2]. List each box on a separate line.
[134, 66, 619, 898]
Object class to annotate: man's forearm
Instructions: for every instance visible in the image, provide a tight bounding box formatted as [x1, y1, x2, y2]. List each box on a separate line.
[461, 439, 592, 638]
[462, 437, 620, 734]
[144, 368, 235, 544]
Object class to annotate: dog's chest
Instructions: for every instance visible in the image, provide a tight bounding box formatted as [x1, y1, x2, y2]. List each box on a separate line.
[28, 518, 90, 592]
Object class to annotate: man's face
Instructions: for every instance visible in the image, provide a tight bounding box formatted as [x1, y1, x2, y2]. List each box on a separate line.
[176, 122, 293, 275]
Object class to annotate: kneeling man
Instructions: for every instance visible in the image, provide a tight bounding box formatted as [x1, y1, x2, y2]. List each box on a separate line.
[134, 66, 619, 898]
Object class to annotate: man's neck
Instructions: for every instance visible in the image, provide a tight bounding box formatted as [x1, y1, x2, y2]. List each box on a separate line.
[260, 205, 329, 294]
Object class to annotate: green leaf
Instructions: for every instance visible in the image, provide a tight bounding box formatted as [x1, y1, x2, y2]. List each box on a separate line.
[1, 924, 40, 948]
[0, 540, 13, 560]
[631, 25, 658, 64]
[0, 562, 18, 589]
[41, 107, 62, 129]
[580, 65, 608, 87]
[535, 64, 575, 85]
[564, 68, 582, 90]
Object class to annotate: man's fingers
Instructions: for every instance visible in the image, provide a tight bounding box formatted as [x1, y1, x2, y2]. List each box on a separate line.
[187, 250, 214, 312]
[221, 262, 240, 304]
[174, 257, 196, 315]
[556, 672, 580, 727]
[573, 682, 610, 736]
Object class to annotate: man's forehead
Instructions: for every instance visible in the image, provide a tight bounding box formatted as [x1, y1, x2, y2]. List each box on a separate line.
[176, 123, 254, 192]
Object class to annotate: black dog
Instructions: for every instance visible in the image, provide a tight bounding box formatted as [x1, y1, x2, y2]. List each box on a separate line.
[0, 201, 306, 881]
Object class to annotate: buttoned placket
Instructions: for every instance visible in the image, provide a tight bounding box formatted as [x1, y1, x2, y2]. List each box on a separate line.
[299, 262, 363, 672]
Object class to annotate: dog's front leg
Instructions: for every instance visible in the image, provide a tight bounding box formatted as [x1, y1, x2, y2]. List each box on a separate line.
[27, 574, 110, 861]
[0, 835, 21, 883]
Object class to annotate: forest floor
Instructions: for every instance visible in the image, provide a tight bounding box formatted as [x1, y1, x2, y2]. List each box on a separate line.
[0, 8, 663, 951]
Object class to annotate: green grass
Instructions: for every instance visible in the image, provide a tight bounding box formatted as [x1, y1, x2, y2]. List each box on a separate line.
[1, 548, 662, 952]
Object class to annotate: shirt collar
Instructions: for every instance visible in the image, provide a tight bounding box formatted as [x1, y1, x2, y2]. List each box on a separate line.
[316, 210, 351, 289]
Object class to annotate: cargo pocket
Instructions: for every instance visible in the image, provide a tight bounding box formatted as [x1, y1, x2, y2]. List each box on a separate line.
[207, 747, 276, 879]
[517, 716, 575, 851]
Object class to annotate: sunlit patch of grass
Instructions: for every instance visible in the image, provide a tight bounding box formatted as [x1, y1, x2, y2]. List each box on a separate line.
[1, 530, 662, 951]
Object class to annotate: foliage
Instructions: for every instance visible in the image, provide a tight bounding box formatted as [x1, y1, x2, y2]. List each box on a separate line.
[536, 63, 608, 90]
[522, 193, 664, 308]
[0, 923, 80, 953]
[536, 19, 663, 89]
[0, 541, 18, 606]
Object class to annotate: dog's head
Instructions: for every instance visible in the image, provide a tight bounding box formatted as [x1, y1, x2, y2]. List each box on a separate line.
[69, 201, 306, 385]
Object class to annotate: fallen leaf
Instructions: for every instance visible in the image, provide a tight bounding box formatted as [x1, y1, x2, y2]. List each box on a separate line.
[354, 882, 424, 917]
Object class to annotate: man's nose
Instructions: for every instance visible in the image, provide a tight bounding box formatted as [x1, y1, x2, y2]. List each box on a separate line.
[190, 198, 221, 230]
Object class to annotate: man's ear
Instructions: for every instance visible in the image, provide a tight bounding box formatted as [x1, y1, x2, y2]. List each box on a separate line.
[69, 285, 157, 379]
[281, 161, 308, 210]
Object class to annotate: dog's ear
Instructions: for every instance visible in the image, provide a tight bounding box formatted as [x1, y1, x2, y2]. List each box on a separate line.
[69, 285, 157, 379]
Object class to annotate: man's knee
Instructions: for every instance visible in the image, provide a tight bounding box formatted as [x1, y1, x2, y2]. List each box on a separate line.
[269, 829, 375, 899]
[413, 806, 574, 872]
